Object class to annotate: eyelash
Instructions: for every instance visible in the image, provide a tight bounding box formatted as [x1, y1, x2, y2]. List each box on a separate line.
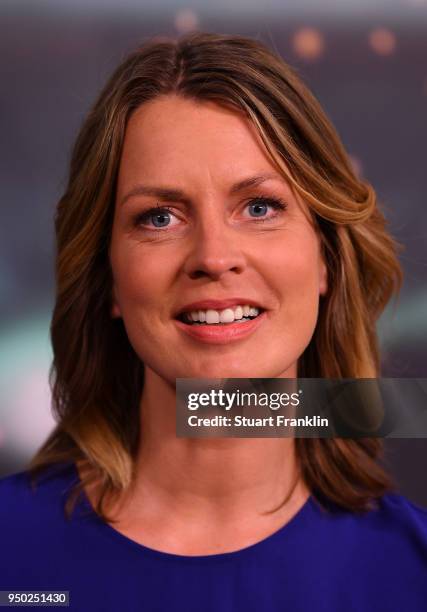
[132, 195, 288, 232]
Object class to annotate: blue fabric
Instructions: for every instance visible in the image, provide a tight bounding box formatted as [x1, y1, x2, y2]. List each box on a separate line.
[1, 462, 427, 611]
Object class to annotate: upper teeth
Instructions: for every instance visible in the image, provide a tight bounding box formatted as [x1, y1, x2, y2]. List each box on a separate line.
[184, 305, 260, 324]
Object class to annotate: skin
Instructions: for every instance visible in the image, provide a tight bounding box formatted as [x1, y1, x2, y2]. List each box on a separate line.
[98, 94, 328, 555]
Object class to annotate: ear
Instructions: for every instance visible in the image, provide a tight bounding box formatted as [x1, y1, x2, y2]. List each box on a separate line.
[111, 286, 122, 318]
[319, 258, 328, 296]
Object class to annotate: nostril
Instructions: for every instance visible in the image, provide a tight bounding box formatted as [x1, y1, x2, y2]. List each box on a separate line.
[188, 270, 208, 281]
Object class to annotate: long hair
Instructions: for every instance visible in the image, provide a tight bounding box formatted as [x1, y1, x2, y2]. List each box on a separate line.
[28, 31, 402, 520]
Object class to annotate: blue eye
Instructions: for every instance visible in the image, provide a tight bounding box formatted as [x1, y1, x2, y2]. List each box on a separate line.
[246, 196, 288, 220]
[133, 196, 287, 232]
[150, 210, 171, 227]
[134, 206, 176, 230]
[248, 201, 269, 217]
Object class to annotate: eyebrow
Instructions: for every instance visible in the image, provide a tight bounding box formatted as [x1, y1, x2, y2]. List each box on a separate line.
[119, 172, 286, 207]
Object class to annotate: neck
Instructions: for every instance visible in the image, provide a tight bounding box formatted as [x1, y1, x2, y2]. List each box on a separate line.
[129, 367, 307, 521]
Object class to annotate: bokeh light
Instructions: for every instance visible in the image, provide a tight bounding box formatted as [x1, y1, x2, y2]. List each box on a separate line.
[291, 27, 325, 61]
[174, 9, 199, 34]
[369, 28, 397, 56]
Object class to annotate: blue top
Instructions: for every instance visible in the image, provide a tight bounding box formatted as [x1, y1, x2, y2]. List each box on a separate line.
[1, 462, 427, 612]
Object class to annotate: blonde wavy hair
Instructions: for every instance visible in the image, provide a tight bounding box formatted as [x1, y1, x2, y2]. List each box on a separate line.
[28, 31, 402, 520]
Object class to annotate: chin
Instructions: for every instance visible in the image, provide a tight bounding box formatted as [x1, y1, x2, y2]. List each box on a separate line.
[182, 360, 274, 379]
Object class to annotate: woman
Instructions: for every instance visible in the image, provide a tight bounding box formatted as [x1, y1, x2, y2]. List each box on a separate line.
[1, 31, 426, 611]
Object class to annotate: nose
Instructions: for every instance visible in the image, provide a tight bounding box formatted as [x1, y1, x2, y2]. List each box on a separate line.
[183, 217, 246, 281]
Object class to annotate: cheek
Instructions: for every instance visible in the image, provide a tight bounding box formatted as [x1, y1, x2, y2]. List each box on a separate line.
[266, 233, 322, 321]
[110, 243, 178, 368]
[111, 244, 174, 319]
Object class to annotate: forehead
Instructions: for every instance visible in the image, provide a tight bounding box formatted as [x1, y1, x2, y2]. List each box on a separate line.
[117, 94, 281, 187]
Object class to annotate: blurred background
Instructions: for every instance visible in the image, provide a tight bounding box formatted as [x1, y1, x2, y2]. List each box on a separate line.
[0, 0, 426, 504]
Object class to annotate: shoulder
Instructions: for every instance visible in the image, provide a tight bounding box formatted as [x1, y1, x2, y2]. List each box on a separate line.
[373, 492, 427, 556]
[0, 463, 103, 589]
[0, 463, 77, 507]
[299, 493, 427, 609]
[311, 492, 427, 571]
[0, 463, 82, 539]
[0, 469, 47, 517]
[316, 491, 427, 537]
[376, 491, 427, 528]
[352, 492, 427, 539]
[0, 469, 31, 503]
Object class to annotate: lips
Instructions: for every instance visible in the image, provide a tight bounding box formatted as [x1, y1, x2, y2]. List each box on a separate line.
[174, 310, 267, 344]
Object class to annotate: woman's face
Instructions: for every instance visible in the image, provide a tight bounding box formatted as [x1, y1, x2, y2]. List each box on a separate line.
[110, 94, 327, 382]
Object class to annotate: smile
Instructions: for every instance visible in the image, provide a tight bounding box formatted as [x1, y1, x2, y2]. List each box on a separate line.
[174, 309, 267, 345]
[180, 305, 263, 325]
